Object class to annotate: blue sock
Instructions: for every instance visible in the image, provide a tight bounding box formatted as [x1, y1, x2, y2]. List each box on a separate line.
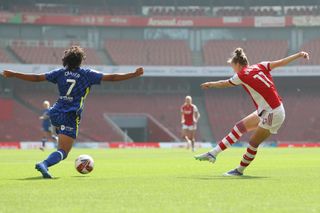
[41, 138, 47, 147]
[43, 149, 67, 167]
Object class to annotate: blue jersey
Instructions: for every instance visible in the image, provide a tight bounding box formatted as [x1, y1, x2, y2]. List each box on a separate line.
[45, 67, 103, 116]
[42, 109, 51, 131]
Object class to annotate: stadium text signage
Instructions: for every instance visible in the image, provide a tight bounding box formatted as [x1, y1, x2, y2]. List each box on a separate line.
[0, 12, 316, 28]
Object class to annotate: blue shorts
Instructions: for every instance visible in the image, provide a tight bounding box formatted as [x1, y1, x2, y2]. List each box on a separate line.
[49, 111, 81, 139]
[42, 123, 51, 132]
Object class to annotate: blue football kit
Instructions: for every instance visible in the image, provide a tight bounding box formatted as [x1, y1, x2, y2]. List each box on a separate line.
[45, 67, 103, 138]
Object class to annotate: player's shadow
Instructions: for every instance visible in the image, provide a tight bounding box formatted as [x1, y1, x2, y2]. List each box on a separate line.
[211, 175, 269, 180]
[177, 175, 269, 180]
[16, 176, 60, 181]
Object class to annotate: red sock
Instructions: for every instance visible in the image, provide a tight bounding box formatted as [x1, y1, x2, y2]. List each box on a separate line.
[210, 121, 247, 156]
[237, 144, 258, 173]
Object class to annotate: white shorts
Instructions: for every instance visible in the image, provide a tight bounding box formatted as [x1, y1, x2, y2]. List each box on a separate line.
[257, 104, 285, 134]
[182, 124, 197, 131]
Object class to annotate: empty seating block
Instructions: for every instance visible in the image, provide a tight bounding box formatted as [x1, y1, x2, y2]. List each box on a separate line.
[300, 39, 320, 65]
[105, 39, 192, 66]
[10, 46, 103, 65]
[148, 7, 206, 16]
[203, 40, 288, 66]
[0, 48, 13, 63]
[15, 91, 187, 142]
[216, 8, 277, 16]
[0, 100, 42, 141]
[205, 86, 320, 142]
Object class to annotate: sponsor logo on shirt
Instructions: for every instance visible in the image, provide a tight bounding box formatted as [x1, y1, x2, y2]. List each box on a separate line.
[59, 96, 74, 101]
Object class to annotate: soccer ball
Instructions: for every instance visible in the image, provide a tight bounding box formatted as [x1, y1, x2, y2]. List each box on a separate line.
[75, 154, 94, 174]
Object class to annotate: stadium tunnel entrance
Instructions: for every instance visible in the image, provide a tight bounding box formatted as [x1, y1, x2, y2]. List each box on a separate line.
[104, 113, 179, 142]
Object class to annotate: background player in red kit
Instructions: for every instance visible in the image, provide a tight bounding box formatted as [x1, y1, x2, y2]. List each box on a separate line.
[181, 96, 200, 152]
[195, 48, 309, 176]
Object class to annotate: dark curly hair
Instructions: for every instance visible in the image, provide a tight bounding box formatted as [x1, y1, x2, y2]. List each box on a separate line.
[227, 47, 249, 66]
[62, 46, 86, 70]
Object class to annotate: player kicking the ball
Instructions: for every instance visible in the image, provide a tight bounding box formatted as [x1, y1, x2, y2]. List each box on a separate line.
[195, 48, 309, 176]
[1, 46, 144, 178]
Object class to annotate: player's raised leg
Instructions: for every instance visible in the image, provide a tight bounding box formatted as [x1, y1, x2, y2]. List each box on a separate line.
[225, 105, 285, 176]
[35, 134, 73, 178]
[194, 111, 260, 163]
[224, 126, 271, 176]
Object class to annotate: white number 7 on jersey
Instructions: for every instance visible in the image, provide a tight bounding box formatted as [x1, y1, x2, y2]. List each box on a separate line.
[66, 79, 76, 96]
[253, 72, 273, 88]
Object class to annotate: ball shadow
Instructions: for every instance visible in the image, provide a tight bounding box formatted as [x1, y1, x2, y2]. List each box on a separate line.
[71, 175, 91, 178]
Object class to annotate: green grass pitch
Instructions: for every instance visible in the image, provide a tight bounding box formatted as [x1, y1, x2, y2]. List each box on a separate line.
[0, 148, 319, 213]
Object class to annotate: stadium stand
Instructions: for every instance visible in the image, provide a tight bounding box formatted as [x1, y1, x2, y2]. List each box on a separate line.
[1, 38, 316, 66]
[78, 6, 137, 15]
[4, 38, 318, 66]
[0, 98, 41, 141]
[14, 90, 186, 141]
[204, 89, 253, 141]
[147, 7, 207, 16]
[105, 39, 192, 66]
[277, 88, 320, 141]
[11, 5, 70, 14]
[4, 4, 320, 17]
[299, 38, 320, 65]
[204, 81, 320, 142]
[2, 75, 320, 143]
[203, 40, 288, 65]
[286, 7, 320, 16]
[215, 8, 277, 16]
[86, 93, 186, 140]
[11, 91, 120, 142]
[9, 4, 138, 16]
[0, 48, 13, 63]
[10, 46, 103, 65]
[86, 94, 185, 139]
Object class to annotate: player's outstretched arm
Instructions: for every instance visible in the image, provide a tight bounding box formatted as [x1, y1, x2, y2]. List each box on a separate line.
[201, 80, 234, 89]
[269, 51, 309, 70]
[1, 70, 46, 82]
[102, 67, 144, 81]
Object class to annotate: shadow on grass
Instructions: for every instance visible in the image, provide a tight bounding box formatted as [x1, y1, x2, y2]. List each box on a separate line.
[177, 175, 269, 180]
[211, 175, 269, 180]
[71, 175, 91, 178]
[16, 176, 60, 181]
[14, 176, 91, 181]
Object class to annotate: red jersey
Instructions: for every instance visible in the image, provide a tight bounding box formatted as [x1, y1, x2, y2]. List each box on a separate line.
[181, 104, 198, 125]
[228, 61, 282, 114]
